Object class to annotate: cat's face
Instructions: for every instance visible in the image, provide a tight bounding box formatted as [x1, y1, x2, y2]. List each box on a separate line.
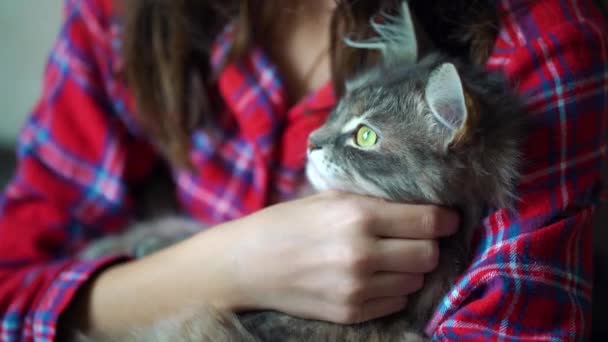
[307, 61, 462, 203]
[307, 55, 524, 209]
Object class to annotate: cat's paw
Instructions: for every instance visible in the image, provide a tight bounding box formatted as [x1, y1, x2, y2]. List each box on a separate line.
[132, 232, 190, 258]
[79, 216, 203, 260]
[78, 236, 131, 260]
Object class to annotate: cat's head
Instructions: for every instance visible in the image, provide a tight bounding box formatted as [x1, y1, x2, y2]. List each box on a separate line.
[306, 56, 524, 208]
[306, 1, 524, 209]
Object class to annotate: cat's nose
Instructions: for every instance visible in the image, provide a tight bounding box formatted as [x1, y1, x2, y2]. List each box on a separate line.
[307, 139, 321, 152]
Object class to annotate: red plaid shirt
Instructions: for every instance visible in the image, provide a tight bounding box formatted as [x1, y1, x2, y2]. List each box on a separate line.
[1, 0, 606, 340]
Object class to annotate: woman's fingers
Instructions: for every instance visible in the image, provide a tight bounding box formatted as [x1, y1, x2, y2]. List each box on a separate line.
[367, 201, 459, 239]
[372, 238, 440, 273]
[328, 271, 423, 305]
[235, 193, 456, 323]
[368, 272, 424, 298]
[360, 272, 424, 302]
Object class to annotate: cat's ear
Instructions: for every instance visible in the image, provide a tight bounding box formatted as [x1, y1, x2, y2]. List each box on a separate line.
[344, 1, 417, 65]
[425, 63, 475, 148]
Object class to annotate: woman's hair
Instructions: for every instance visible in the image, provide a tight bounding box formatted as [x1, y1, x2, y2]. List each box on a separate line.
[121, 0, 499, 167]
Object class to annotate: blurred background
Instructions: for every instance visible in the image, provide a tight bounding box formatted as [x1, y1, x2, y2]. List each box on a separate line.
[0, 2, 62, 187]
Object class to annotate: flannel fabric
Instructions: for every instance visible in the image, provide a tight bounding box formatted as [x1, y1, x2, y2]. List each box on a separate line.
[0, 0, 606, 340]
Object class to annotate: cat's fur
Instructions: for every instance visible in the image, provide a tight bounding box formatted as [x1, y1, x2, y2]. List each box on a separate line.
[78, 2, 526, 341]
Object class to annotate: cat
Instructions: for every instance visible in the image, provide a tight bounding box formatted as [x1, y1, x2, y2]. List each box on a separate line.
[78, 1, 526, 341]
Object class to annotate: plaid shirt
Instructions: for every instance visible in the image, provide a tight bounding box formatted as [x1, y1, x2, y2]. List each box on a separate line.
[0, 0, 606, 340]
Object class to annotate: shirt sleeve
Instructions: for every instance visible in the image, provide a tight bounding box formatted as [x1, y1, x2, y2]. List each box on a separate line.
[428, 1, 607, 340]
[0, 0, 157, 341]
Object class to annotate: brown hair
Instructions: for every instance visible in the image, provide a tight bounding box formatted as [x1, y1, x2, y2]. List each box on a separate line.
[121, 0, 499, 167]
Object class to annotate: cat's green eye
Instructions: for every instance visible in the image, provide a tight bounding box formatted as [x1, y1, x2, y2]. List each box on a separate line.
[355, 125, 378, 148]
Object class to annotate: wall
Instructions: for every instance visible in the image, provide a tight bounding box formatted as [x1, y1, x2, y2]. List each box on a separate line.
[0, 2, 63, 146]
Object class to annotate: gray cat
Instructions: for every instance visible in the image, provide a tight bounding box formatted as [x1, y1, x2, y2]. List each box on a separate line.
[78, 2, 526, 341]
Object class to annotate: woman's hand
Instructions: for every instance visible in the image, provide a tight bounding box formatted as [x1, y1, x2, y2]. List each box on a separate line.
[224, 191, 459, 324]
[60, 191, 457, 335]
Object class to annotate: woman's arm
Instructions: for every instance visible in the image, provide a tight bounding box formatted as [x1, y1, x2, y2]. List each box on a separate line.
[60, 192, 459, 335]
[428, 0, 607, 340]
[59, 219, 247, 334]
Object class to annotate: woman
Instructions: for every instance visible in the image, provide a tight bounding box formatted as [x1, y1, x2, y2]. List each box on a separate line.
[0, 0, 605, 340]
